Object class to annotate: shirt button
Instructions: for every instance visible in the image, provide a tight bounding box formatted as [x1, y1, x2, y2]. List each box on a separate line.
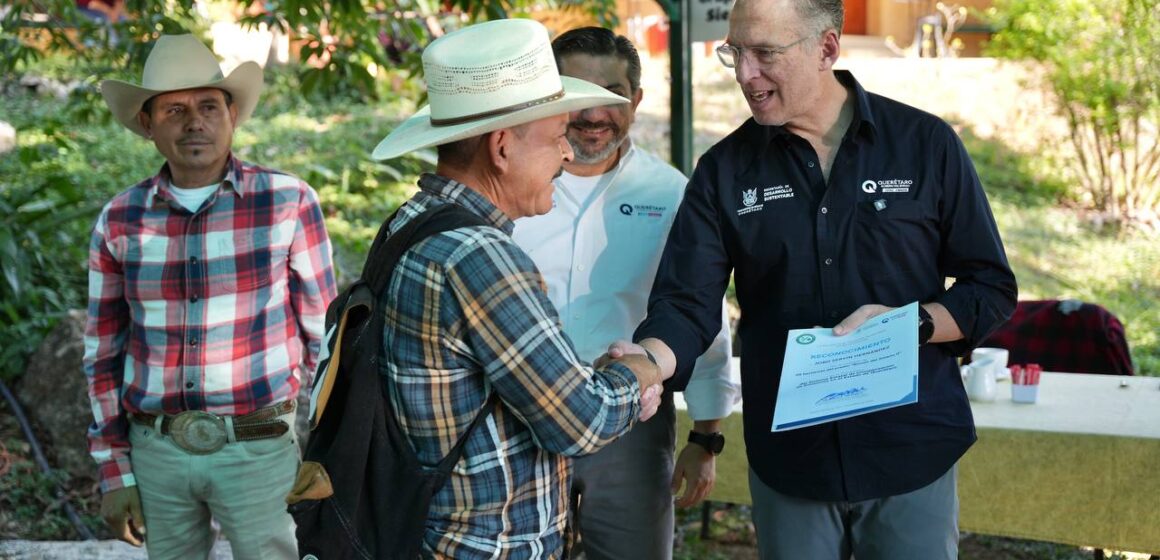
[820, 207, 828, 214]
[185, 382, 194, 389]
[189, 336, 198, 346]
[824, 258, 833, 265]
[190, 294, 198, 303]
[808, 161, 816, 168]
[190, 256, 198, 264]
[577, 265, 586, 272]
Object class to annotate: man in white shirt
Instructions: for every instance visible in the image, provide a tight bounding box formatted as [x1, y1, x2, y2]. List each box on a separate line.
[512, 27, 735, 560]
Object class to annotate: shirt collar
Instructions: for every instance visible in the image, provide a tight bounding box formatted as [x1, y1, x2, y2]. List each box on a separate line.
[613, 138, 638, 171]
[835, 70, 878, 143]
[417, 173, 514, 235]
[763, 70, 878, 144]
[147, 153, 245, 207]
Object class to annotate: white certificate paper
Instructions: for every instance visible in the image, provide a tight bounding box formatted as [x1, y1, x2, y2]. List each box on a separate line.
[771, 302, 920, 432]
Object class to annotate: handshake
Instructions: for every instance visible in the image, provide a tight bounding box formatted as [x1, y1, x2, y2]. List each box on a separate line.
[595, 340, 673, 423]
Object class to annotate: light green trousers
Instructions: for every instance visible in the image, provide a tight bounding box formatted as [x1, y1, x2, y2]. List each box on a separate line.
[127, 413, 299, 560]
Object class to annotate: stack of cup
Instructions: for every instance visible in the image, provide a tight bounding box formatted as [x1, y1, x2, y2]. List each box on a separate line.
[1010, 363, 1041, 404]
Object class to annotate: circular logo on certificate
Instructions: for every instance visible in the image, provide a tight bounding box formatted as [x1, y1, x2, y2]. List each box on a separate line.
[796, 334, 816, 345]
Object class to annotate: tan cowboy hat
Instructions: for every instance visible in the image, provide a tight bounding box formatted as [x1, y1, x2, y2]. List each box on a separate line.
[100, 34, 264, 138]
[372, 18, 628, 160]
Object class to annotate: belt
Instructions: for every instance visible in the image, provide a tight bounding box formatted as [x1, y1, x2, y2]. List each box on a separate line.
[131, 400, 295, 455]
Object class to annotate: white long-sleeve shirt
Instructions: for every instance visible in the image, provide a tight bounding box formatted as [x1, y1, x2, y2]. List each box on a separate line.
[513, 142, 735, 421]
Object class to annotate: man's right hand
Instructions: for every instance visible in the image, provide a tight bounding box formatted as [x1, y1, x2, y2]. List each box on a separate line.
[101, 486, 146, 547]
[601, 352, 664, 421]
[610, 353, 662, 389]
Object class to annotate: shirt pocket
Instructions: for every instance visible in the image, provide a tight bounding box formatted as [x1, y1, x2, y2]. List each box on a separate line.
[853, 199, 937, 293]
[603, 212, 669, 279]
[205, 231, 286, 296]
[123, 238, 184, 303]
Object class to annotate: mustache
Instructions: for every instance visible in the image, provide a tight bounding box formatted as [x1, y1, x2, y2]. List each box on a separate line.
[178, 136, 213, 144]
[569, 120, 620, 133]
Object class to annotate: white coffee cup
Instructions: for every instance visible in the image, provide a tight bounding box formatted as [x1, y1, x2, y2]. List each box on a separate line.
[972, 347, 1010, 380]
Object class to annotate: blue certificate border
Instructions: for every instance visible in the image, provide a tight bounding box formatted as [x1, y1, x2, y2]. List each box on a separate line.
[773, 375, 918, 431]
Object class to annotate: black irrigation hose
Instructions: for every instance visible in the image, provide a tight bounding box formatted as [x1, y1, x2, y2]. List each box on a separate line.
[0, 377, 97, 541]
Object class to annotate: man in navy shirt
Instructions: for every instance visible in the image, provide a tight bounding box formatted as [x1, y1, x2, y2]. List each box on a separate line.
[612, 0, 1017, 557]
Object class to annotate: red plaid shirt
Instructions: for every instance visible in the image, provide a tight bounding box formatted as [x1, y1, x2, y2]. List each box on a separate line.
[83, 155, 336, 492]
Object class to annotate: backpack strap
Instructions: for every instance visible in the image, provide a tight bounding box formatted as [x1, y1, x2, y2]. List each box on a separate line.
[364, 203, 498, 474]
[434, 392, 500, 473]
[362, 203, 486, 295]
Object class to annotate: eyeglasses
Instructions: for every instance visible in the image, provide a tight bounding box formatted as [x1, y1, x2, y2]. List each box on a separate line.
[716, 35, 814, 68]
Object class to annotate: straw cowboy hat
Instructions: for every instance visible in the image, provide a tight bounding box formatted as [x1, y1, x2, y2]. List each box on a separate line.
[372, 18, 628, 160]
[100, 34, 264, 138]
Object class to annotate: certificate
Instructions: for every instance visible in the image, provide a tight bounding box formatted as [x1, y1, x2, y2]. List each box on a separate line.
[771, 302, 920, 432]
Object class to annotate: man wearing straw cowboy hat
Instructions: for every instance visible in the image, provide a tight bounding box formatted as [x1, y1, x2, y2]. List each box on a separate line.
[368, 17, 667, 558]
[512, 27, 735, 560]
[84, 34, 336, 558]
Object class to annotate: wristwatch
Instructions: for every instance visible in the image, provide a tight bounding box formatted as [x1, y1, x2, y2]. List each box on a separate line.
[918, 305, 935, 346]
[688, 431, 725, 455]
[641, 347, 659, 366]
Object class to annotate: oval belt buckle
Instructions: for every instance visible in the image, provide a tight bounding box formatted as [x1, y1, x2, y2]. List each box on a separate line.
[169, 411, 227, 455]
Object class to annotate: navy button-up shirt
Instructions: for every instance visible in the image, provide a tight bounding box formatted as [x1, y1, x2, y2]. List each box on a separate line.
[636, 71, 1017, 501]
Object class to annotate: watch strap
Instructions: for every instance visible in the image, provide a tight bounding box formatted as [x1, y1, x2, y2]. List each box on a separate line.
[687, 431, 725, 455]
[641, 346, 659, 366]
[918, 305, 935, 346]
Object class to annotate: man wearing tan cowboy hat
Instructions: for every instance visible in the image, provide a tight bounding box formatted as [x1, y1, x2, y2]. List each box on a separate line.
[84, 33, 336, 559]
[368, 17, 667, 558]
[512, 27, 736, 560]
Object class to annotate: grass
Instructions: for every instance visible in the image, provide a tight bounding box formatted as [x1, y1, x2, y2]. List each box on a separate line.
[671, 504, 1151, 559]
[961, 129, 1160, 377]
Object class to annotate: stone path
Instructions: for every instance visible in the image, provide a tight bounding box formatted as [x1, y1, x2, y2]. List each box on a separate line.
[0, 540, 233, 559]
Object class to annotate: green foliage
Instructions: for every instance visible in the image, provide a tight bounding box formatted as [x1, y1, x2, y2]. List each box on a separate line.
[0, 88, 427, 382]
[985, 0, 1160, 224]
[232, 0, 618, 102]
[1, 0, 208, 81]
[233, 97, 432, 281]
[954, 123, 1068, 205]
[946, 123, 1160, 377]
[0, 92, 158, 382]
[0, 456, 100, 540]
[0, 404, 104, 540]
[0, 0, 618, 104]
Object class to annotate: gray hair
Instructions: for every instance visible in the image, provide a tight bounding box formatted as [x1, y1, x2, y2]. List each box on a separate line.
[794, 0, 844, 37]
[435, 123, 530, 169]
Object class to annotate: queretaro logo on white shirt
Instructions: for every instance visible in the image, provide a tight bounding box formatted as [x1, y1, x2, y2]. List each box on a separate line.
[620, 203, 666, 218]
